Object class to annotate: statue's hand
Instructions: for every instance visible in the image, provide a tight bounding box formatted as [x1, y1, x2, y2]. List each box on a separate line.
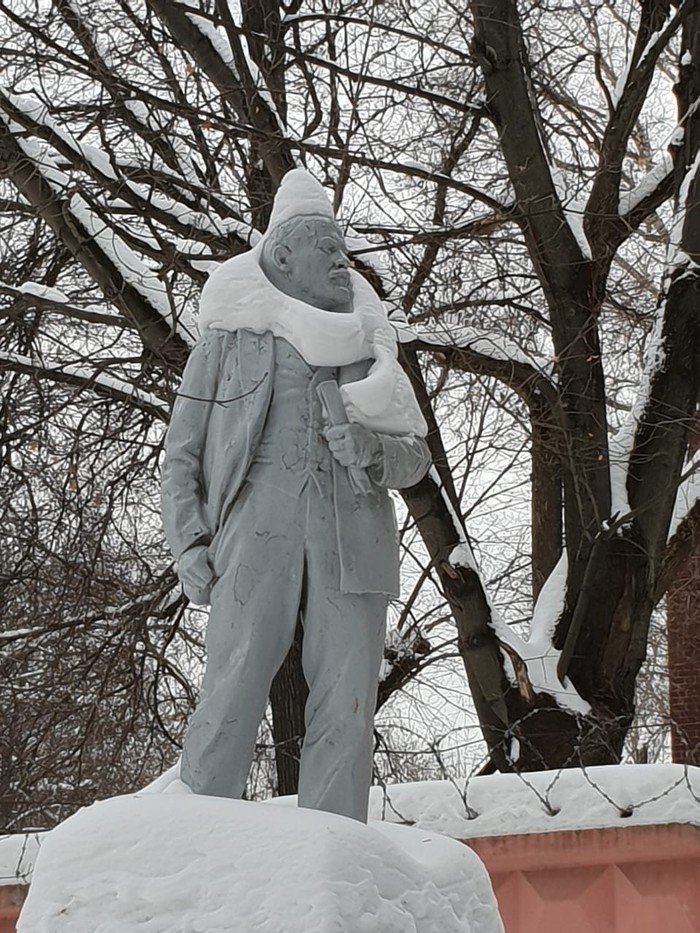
[178, 544, 215, 606]
[325, 424, 382, 468]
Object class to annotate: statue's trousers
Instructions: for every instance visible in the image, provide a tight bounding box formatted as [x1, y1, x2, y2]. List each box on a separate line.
[180, 475, 387, 822]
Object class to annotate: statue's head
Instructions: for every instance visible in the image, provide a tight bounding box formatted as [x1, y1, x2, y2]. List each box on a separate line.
[259, 169, 353, 313]
[260, 215, 352, 312]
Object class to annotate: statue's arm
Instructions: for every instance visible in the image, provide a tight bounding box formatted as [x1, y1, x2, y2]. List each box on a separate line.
[367, 433, 431, 489]
[161, 331, 223, 599]
[333, 356, 431, 489]
[325, 424, 431, 489]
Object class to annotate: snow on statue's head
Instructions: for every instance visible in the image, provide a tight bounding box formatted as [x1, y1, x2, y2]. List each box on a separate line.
[260, 169, 353, 314]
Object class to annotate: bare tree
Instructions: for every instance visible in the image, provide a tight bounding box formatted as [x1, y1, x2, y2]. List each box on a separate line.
[1, 0, 698, 826]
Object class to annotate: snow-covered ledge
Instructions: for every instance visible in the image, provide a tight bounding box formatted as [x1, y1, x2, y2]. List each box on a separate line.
[0, 835, 38, 933]
[367, 764, 700, 837]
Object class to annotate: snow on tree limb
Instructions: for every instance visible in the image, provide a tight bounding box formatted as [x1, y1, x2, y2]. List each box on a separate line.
[0, 116, 191, 366]
[145, 0, 295, 185]
[0, 349, 171, 421]
[0, 88, 251, 256]
[618, 154, 674, 217]
[659, 494, 700, 598]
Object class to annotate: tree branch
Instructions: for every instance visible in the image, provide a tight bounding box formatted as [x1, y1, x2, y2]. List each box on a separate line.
[146, 0, 294, 187]
[0, 122, 189, 371]
[0, 351, 170, 422]
[585, 1, 686, 261]
[470, 0, 586, 276]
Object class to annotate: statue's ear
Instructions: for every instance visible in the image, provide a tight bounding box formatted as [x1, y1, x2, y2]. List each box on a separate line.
[272, 243, 292, 273]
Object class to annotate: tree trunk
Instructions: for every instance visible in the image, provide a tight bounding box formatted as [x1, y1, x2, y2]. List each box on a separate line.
[269, 621, 308, 796]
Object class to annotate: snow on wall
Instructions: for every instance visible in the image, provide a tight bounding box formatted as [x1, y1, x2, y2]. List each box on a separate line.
[368, 764, 700, 840]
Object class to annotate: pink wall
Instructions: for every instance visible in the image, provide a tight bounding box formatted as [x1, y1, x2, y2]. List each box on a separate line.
[0, 886, 25, 933]
[4, 822, 699, 932]
[466, 822, 700, 933]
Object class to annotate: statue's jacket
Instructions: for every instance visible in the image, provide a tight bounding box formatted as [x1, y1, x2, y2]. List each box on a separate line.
[161, 327, 431, 599]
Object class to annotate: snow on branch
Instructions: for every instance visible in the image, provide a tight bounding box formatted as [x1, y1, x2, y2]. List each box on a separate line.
[608, 294, 669, 525]
[57, 0, 205, 185]
[549, 169, 592, 260]
[0, 115, 195, 357]
[618, 153, 674, 217]
[609, 144, 699, 526]
[609, 2, 691, 119]
[147, 0, 295, 183]
[0, 282, 128, 327]
[0, 350, 171, 421]
[286, 45, 485, 119]
[0, 88, 251, 253]
[659, 495, 700, 598]
[409, 332, 556, 425]
[71, 196, 195, 342]
[497, 553, 590, 715]
[450, 522, 590, 716]
[669, 149, 700, 265]
[415, 324, 551, 374]
[427, 457, 588, 715]
[668, 458, 700, 540]
[0, 582, 183, 646]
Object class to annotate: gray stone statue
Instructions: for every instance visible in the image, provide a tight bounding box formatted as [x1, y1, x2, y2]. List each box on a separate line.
[161, 169, 431, 822]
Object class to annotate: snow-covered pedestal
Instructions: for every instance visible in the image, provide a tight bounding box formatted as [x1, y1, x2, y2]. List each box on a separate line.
[17, 794, 503, 933]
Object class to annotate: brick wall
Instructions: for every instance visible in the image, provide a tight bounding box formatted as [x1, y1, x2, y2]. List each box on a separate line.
[666, 546, 700, 765]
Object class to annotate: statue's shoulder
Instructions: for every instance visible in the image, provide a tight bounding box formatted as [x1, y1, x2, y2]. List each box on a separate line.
[191, 329, 275, 393]
[197, 326, 274, 350]
[190, 326, 235, 360]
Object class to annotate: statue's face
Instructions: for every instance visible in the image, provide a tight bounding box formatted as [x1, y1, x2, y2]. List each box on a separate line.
[283, 219, 352, 312]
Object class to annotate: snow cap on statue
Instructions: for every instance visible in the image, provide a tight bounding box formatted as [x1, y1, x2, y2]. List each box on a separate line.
[264, 168, 338, 234]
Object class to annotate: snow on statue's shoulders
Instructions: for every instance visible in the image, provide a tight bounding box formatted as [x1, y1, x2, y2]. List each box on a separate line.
[18, 793, 503, 933]
[368, 764, 700, 839]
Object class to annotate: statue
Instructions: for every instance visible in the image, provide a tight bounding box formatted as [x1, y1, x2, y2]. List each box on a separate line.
[161, 169, 431, 822]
